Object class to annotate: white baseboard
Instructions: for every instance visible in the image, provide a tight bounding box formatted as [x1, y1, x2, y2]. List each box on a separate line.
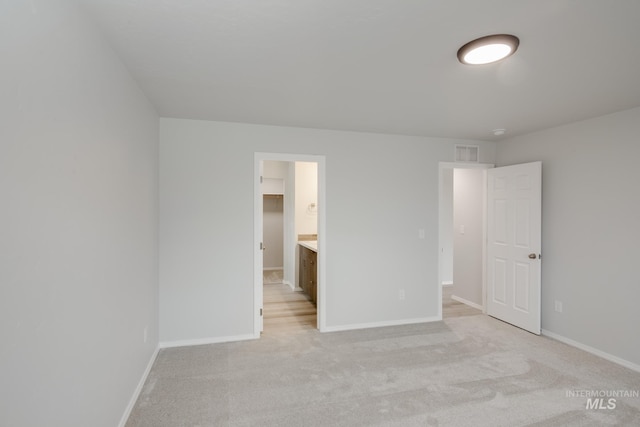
[283, 280, 294, 290]
[118, 346, 159, 427]
[159, 333, 256, 349]
[322, 316, 441, 333]
[263, 266, 283, 271]
[451, 295, 483, 311]
[542, 329, 640, 374]
[442, 281, 453, 286]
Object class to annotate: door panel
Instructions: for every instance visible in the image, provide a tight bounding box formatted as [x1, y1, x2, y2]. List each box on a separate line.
[515, 199, 530, 247]
[494, 199, 508, 244]
[514, 262, 530, 311]
[493, 258, 507, 303]
[487, 161, 541, 334]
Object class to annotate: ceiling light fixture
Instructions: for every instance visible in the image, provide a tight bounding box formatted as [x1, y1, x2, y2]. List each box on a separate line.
[493, 128, 506, 136]
[457, 34, 519, 65]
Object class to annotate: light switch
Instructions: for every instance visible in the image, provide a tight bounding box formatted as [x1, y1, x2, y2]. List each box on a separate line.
[418, 229, 425, 239]
[460, 225, 465, 234]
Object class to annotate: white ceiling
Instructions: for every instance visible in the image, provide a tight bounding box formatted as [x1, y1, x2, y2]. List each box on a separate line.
[78, 0, 640, 141]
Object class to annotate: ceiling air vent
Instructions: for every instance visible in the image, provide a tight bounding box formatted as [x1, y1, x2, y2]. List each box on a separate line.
[455, 145, 479, 163]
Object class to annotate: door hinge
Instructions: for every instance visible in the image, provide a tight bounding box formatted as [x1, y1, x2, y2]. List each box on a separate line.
[260, 175, 263, 184]
[260, 242, 264, 250]
[260, 308, 263, 316]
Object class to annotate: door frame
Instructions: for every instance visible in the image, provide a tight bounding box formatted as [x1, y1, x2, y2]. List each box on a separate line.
[254, 152, 327, 337]
[438, 162, 494, 319]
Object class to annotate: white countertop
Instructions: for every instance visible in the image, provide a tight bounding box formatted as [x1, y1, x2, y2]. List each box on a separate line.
[298, 240, 317, 252]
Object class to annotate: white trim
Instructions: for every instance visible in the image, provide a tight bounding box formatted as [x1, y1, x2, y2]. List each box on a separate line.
[322, 316, 441, 333]
[118, 346, 159, 427]
[159, 333, 256, 349]
[283, 280, 294, 290]
[317, 158, 327, 332]
[437, 281, 442, 321]
[481, 169, 489, 314]
[263, 266, 284, 271]
[451, 295, 483, 311]
[255, 157, 264, 334]
[441, 281, 453, 286]
[542, 329, 640, 374]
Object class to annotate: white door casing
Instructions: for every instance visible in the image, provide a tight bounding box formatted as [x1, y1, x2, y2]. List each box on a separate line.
[487, 161, 542, 334]
[254, 152, 326, 337]
[256, 160, 264, 332]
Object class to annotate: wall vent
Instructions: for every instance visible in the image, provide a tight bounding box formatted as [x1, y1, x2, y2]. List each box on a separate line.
[455, 145, 479, 163]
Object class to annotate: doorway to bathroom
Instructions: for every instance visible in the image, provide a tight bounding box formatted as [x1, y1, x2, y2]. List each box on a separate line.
[254, 153, 326, 337]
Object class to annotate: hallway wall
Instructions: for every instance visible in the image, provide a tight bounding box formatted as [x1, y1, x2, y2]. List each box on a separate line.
[452, 168, 484, 306]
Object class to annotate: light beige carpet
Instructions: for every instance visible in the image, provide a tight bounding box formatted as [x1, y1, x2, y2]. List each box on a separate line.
[126, 315, 640, 426]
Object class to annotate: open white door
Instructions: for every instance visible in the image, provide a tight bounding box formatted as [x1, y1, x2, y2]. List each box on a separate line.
[487, 161, 542, 334]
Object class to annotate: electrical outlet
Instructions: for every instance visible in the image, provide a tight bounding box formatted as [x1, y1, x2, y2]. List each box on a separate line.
[554, 300, 563, 313]
[418, 229, 425, 239]
[143, 327, 148, 343]
[399, 289, 405, 300]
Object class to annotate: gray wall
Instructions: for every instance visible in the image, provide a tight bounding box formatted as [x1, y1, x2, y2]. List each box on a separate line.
[452, 168, 484, 306]
[0, 1, 159, 426]
[496, 106, 640, 366]
[159, 118, 496, 342]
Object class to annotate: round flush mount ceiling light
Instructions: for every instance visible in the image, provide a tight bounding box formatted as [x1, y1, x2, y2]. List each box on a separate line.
[457, 34, 519, 65]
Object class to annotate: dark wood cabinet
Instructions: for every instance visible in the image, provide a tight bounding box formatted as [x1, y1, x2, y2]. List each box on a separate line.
[299, 245, 317, 304]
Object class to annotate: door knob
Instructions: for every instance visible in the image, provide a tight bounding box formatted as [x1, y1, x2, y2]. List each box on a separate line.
[528, 253, 537, 259]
